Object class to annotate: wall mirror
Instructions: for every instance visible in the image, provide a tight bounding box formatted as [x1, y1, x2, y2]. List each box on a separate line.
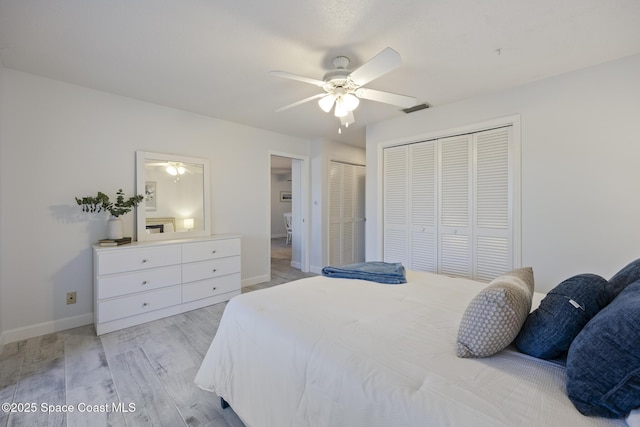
[136, 151, 211, 241]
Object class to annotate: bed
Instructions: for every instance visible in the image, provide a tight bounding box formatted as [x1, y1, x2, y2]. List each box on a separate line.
[195, 270, 629, 427]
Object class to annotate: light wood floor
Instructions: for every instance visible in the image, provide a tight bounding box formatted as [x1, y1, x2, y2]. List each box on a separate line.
[0, 238, 315, 427]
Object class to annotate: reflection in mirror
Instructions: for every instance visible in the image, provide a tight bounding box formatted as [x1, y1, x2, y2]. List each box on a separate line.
[136, 151, 210, 241]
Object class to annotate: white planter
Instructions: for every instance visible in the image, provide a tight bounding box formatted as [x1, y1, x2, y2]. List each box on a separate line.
[107, 217, 124, 239]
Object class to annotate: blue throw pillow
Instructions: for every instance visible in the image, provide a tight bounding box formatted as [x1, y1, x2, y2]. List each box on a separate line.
[515, 274, 609, 360]
[566, 280, 640, 418]
[607, 258, 640, 301]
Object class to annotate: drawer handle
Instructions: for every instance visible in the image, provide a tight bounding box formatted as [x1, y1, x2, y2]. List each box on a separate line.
[212, 269, 217, 273]
[212, 287, 217, 291]
[142, 302, 149, 307]
[142, 281, 148, 285]
[212, 250, 216, 254]
[142, 259, 148, 263]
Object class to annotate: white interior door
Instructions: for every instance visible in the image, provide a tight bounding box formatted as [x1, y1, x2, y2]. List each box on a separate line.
[291, 158, 304, 270]
[329, 161, 365, 267]
[438, 134, 472, 278]
[382, 146, 409, 265]
[409, 141, 437, 272]
[473, 127, 512, 281]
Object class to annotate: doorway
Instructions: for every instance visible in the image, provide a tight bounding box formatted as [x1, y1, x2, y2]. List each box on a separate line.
[269, 153, 309, 280]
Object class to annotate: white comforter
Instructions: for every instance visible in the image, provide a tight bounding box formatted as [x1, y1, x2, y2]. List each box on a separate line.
[195, 271, 626, 427]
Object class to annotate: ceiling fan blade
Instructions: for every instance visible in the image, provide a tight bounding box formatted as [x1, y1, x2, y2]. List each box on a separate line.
[349, 47, 402, 86]
[340, 111, 355, 127]
[355, 87, 417, 108]
[270, 71, 326, 87]
[276, 93, 326, 112]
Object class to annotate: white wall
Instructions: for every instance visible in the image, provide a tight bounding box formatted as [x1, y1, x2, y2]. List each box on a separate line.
[309, 139, 365, 273]
[0, 69, 311, 342]
[366, 54, 640, 293]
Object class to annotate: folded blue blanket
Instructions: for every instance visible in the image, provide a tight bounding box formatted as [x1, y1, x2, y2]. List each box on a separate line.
[321, 261, 407, 284]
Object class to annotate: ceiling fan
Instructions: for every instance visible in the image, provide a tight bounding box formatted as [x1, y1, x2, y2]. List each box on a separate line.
[270, 47, 417, 129]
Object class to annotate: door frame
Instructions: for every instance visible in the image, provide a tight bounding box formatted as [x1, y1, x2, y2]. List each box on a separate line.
[268, 151, 310, 275]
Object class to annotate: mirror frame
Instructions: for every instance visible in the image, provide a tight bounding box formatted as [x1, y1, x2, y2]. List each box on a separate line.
[136, 151, 211, 241]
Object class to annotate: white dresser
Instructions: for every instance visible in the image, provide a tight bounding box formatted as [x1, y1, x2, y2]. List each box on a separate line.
[93, 234, 241, 335]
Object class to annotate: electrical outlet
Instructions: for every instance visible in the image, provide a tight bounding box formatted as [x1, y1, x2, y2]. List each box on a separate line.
[66, 291, 77, 305]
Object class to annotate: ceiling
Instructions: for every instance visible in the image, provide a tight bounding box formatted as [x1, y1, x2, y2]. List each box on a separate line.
[1, 1, 639, 147]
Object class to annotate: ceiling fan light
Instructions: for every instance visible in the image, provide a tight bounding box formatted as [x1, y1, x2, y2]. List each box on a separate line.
[334, 101, 348, 118]
[342, 93, 360, 111]
[318, 95, 335, 113]
[166, 165, 178, 176]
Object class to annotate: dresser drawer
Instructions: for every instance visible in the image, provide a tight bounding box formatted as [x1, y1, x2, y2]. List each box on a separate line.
[97, 265, 181, 299]
[182, 238, 241, 263]
[182, 273, 241, 303]
[182, 256, 241, 283]
[97, 285, 181, 323]
[93, 235, 242, 335]
[97, 245, 181, 275]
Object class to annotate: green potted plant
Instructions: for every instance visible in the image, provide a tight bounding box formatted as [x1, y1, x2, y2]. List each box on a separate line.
[75, 189, 144, 239]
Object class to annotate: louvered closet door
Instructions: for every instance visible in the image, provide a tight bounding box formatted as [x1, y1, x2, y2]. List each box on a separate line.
[439, 135, 472, 278]
[354, 165, 366, 263]
[329, 162, 343, 266]
[383, 145, 409, 265]
[329, 162, 365, 266]
[342, 164, 355, 265]
[383, 125, 515, 280]
[409, 142, 437, 272]
[474, 127, 511, 281]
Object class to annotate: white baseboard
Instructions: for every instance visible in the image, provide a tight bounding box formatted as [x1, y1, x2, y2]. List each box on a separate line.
[241, 274, 270, 288]
[290, 260, 302, 269]
[271, 233, 286, 239]
[310, 265, 323, 275]
[3, 313, 94, 344]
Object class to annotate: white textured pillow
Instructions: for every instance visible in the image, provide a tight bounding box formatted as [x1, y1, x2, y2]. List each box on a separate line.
[456, 267, 535, 358]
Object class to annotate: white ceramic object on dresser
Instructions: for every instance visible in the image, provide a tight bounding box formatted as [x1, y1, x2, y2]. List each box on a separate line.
[93, 235, 241, 335]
